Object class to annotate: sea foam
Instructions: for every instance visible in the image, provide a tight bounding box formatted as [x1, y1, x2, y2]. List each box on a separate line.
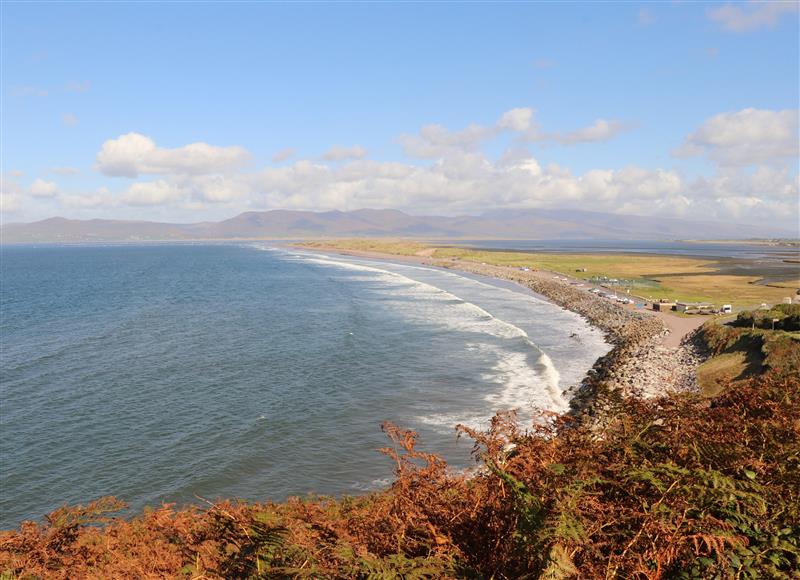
[288, 252, 567, 421]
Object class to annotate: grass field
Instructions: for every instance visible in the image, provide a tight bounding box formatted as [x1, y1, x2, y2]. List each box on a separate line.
[299, 239, 800, 307]
[696, 351, 761, 397]
[301, 239, 432, 256]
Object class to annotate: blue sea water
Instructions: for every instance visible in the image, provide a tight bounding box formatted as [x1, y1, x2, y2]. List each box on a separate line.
[0, 243, 608, 528]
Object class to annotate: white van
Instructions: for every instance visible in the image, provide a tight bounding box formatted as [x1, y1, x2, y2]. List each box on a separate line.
[721, 304, 732, 314]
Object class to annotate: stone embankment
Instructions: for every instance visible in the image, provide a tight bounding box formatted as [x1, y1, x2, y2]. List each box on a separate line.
[430, 259, 705, 419]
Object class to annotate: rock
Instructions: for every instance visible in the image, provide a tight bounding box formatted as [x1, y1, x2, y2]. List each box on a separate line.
[430, 259, 707, 424]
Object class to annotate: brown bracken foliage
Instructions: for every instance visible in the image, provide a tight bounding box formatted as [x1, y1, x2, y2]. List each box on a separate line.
[2, 375, 799, 579]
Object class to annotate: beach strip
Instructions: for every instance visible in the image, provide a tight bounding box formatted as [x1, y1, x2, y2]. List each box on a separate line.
[292, 244, 706, 419]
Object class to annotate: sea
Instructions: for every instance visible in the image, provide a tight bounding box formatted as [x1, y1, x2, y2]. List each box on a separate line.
[0, 243, 610, 528]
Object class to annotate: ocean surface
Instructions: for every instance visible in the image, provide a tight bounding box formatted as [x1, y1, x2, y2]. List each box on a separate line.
[0, 243, 608, 528]
[447, 239, 800, 260]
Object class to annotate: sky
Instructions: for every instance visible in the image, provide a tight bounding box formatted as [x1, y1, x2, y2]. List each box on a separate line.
[2, 1, 798, 230]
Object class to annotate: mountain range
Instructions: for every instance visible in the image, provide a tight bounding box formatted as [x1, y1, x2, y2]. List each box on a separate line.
[1, 208, 793, 243]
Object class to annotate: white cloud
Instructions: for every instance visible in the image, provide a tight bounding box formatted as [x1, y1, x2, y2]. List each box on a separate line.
[709, 1, 799, 32]
[498, 108, 535, 132]
[272, 148, 296, 162]
[58, 189, 115, 209]
[675, 108, 799, 166]
[551, 119, 634, 145]
[64, 80, 91, 93]
[401, 109, 630, 157]
[1, 177, 25, 215]
[63, 113, 79, 127]
[13, 148, 799, 228]
[29, 178, 59, 198]
[122, 180, 186, 206]
[398, 122, 497, 158]
[96, 132, 251, 177]
[322, 145, 368, 161]
[10, 107, 798, 228]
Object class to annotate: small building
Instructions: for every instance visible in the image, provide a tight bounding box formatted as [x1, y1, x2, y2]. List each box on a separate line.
[652, 302, 675, 312]
[783, 297, 793, 304]
[675, 302, 715, 313]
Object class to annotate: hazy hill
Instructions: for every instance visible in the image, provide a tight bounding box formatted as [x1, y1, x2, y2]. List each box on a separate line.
[1, 208, 792, 243]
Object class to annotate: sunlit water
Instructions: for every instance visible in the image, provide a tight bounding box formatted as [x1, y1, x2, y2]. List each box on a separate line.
[0, 243, 608, 527]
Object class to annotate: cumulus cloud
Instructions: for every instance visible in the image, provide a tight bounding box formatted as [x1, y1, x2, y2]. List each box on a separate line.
[498, 108, 535, 132]
[58, 189, 116, 209]
[11, 107, 798, 228]
[322, 145, 368, 161]
[675, 108, 799, 166]
[400, 109, 631, 157]
[29, 178, 59, 198]
[272, 148, 296, 162]
[550, 119, 634, 145]
[122, 180, 186, 206]
[14, 146, 799, 228]
[398, 123, 495, 158]
[399, 108, 537, 159]
[709, 1, 799, 32]
[1, 177, 25, 214]
[96, 132, 251, 177]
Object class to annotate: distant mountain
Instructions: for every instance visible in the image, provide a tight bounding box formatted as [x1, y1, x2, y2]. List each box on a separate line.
[1, 208, 793, 243]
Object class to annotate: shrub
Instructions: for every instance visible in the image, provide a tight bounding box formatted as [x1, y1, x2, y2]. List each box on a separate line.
[2, 378, 798, 578]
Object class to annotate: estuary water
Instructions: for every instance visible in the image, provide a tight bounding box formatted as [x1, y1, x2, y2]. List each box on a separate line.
[0, 243, 608, 527]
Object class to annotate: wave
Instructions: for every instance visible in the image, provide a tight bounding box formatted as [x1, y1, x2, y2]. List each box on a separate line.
[283, 251, 567, 417]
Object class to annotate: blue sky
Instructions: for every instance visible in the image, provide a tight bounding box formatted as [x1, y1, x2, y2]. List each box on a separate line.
[2, 1, 798, 229]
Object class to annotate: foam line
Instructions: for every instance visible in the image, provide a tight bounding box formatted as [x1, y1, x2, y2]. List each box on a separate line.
[289, 252, 566, 412]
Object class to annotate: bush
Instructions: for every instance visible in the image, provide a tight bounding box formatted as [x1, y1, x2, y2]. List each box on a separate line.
[735, 304, 800, 331]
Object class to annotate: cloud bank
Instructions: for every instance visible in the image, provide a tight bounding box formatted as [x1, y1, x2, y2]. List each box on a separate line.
[9, 107, 799, 230]
[709, 2, 799, 32]
[96, 133, 251, 177]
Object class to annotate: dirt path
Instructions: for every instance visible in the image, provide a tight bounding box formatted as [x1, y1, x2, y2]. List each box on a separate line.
[649, 311, 706, 348]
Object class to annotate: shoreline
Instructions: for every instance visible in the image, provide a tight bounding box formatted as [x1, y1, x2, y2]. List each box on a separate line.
[293, 244, 706, 419]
